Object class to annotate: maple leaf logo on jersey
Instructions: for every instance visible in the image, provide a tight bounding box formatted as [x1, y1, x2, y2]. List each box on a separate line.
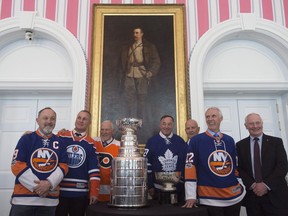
[158, 149, 178, 172]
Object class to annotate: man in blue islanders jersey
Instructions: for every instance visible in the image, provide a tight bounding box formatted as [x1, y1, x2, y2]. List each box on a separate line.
[183, 107, 246, 216]
[10, 107, 68, 216]
[143, 115, 187, 204]
[55, 110, 100, 216]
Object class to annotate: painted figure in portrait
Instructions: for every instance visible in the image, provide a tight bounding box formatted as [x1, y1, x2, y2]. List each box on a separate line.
[101, 16, 176, 143]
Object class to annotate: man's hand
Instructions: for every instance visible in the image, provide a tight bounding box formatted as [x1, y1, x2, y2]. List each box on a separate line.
[148, 188, 155, 198]
[253, 182, 268, 196]
[89, 196, 98, 205]
[33, 180, 51, 198]
[22, 131, 32, 136]
[146, 71, 153, 79]
[58, 128, 68, 134]
[182, 199, 198, 208]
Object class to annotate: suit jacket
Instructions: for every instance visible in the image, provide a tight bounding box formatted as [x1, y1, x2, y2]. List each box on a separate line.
[120, 38, 161, 76]
[236, 133, 288, 209]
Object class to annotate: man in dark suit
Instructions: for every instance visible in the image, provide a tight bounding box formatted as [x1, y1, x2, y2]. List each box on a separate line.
[236, 113, 288, 216]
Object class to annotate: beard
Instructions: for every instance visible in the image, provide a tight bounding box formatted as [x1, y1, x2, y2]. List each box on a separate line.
[42, 125, 54, 135]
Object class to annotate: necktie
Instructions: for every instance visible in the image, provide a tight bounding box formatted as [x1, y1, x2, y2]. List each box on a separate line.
[213, 133, 220, 144]
[75, 132, 82, 137]
[253, 137, 262, 182]
[164, 137, 171, 144]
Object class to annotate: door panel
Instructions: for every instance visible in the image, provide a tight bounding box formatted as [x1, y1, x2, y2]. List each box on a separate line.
[0, 100, 38, 190]
[0, 100, 38, 131]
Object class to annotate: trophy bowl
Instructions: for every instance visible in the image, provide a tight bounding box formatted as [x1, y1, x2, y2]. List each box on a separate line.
[116, 118, 142, 134]
[155, 171, 181, 191]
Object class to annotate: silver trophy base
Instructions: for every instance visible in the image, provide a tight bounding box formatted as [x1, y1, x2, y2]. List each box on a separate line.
[110, 157, 147, 208]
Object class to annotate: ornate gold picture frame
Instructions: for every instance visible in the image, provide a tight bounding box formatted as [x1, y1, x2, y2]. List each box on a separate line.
[89, 4, 188, 143]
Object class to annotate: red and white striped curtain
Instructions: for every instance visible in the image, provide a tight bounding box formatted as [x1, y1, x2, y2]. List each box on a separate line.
[1, 0, 288, 64]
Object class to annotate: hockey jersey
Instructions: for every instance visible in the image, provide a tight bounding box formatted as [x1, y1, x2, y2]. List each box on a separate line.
[93, 137, 120, 202]
[185, 131, 246, 207]
[143, 132, 187, 191]
[57, 131, 100, 198]
[11, 130, 68, 206]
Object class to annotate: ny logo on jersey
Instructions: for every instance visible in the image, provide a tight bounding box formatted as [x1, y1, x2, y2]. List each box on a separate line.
[31, 148, 58, 173]
[208, 150, 233, 177]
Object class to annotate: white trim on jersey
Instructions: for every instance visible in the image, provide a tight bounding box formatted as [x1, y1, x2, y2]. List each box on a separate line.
[47, 167, 64, 190]
[18, 168, 40, 192]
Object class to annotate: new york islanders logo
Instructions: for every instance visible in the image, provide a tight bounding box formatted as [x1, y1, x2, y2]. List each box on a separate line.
[208, 150, 233, 177]
[31, 148, 58, 173]
[66, 145, 86, 168]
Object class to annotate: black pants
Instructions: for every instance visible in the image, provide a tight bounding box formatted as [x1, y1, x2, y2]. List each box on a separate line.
[9, 205, 56, 216]
[245, 193, 288, 216]
[55, 196, 89, 216]
[203, 202, 241, 216]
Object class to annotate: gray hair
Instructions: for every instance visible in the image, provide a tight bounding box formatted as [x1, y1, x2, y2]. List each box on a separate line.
[205, 107, 223, 119]
[101, 120, 114, 130]
[244, 113, 263, 125]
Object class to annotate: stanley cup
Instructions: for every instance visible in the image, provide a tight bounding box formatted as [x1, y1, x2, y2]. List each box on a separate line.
[110, 118, 148, 207]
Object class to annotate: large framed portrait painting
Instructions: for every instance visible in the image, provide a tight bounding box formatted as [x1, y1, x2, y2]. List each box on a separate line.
[90, 5, 188, 145]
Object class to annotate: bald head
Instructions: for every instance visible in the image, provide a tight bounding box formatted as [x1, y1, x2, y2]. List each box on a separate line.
[185, 119, 200, 139]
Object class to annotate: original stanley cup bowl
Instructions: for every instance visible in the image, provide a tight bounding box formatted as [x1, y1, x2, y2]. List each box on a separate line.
[116, 118, 142, 134]
[110, 118, 147, 208]
[155, 171, 181, 191]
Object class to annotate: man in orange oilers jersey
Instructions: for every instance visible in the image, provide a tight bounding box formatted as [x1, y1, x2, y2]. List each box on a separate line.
[10, 107, 68, 216]
[93, 120, 120, 202]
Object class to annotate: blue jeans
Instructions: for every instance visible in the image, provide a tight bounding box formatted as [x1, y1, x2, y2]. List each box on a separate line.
[9, 205, 56, 216]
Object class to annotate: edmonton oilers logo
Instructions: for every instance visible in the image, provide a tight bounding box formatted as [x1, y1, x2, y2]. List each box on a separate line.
[66, 145, 86, 168]
[208, 150, 233, 177]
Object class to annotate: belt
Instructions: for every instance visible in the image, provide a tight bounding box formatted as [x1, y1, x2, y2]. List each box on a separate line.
[130, 62, 144, 67]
